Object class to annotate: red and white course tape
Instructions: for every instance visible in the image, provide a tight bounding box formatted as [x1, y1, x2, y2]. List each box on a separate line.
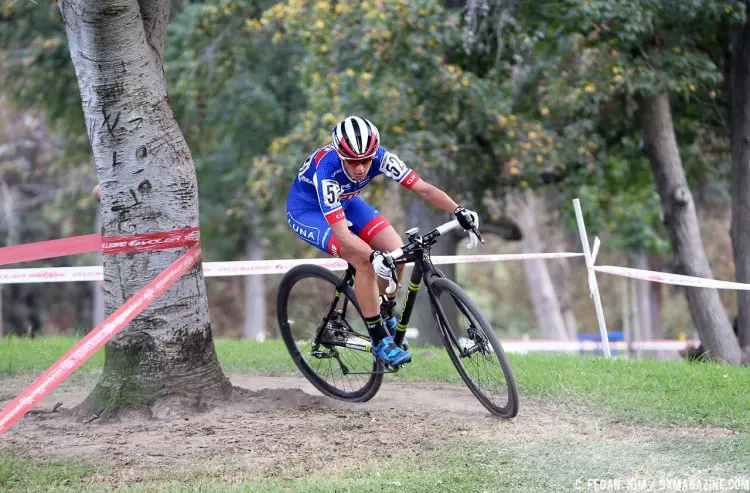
[0, 245, 202, 435]
[0, 252, 584, 284]
[0, 234, 100, 267]
[0, 227, 201, 269]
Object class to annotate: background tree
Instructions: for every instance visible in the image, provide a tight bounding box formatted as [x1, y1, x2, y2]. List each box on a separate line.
[731, 0, 750, 363]
[524, 0, 744, 362]
[58, 0, 231, 419]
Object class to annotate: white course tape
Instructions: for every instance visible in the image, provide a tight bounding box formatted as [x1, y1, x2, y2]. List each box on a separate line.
[595, 265, 750, 291]
[0, 266, 103, 284]
[0, 252, 584, 284]
[499, 339, 696, 353]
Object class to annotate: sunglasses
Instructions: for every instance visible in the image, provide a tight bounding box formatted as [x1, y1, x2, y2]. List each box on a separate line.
[342, 156, 374, 166]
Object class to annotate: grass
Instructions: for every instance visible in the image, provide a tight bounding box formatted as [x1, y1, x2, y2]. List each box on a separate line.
[1, 336, 748, 492]
[2, 435, 749, 492]
[2, 336, 750, 432]
[0, 450, 103, 492]
[0, 443, 532, 492]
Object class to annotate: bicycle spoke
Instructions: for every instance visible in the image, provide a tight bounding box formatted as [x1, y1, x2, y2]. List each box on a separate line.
[433, 277, 518, 418]
[279, 269, 381, 402]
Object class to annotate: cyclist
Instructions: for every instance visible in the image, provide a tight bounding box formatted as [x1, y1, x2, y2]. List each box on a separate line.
[286, 115, 479, 367]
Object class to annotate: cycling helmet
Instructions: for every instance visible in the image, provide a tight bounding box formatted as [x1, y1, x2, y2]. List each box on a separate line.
[331, 116, 380, 160]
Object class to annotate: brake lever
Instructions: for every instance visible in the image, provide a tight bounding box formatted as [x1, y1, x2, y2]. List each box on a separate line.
[473, 226, 485, 244]
[385, 263, 400, 295]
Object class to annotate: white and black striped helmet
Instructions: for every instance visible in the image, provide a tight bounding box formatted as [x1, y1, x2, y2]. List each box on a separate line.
[331, 116, 380, 160]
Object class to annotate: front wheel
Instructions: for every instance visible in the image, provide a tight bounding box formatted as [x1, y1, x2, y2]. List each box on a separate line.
[431, 278, 519, 418]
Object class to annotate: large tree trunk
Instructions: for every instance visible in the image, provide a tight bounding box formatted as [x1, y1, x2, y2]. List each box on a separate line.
[621, 277, 634, 357]
[730, 8, 750, 363]
[59, 0, 231, 420]
[243, 233, 266, 341]
[639, 91, 741, 363]
[511, 190, 569, 340]
[556, 258, 579, 340]
[648, 255, 665, 339]
[405, 198, 458, 347]
[0, 181, 21, 338]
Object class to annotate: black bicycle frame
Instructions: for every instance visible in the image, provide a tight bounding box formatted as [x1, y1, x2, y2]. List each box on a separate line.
[315, 227, 454, 352]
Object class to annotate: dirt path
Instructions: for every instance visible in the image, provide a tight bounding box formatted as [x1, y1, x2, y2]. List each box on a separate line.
[0, 373, 741, 484]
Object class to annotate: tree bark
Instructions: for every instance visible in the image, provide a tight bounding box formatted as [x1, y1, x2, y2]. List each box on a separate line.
[639, 91, 741, 363]
[622, 277, 634, 357]
[556, 257, 579, 340]
[632, 254, 652, 341]
[648, 255, 665, 339]
[730, 7, 750, 363]
[59, 0, 231, 420]
[244, 233, 266, 341]
[92, 200, 105, 328]
[0, 180, 21, 338]
[511, 190, 569, 340]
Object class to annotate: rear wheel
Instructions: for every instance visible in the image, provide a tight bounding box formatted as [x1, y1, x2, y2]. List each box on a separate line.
[431, 278, 519, 418]
[277, 264, 383, 402]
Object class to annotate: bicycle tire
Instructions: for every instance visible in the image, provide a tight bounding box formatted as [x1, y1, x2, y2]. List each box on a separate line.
[430, 277, 519, 418]
[277, 264, 383, 402]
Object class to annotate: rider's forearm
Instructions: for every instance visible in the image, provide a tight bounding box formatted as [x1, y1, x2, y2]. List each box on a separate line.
[414, 181, 458, 214]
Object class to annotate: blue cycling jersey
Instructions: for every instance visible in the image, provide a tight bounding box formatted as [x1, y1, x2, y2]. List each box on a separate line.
[286, 144, 420, 225]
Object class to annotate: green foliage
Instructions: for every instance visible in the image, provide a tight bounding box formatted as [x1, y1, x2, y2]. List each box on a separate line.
[1, 0, 743, 262]
[463, 0, 743, 253]
[0, 0, 85, 141]
[165, 0, 303, 258]
[247, 0, 596, 219]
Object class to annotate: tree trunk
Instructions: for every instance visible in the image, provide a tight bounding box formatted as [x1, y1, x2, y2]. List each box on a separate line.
[622, 276, 634, 357]
[59, 0, 231, 420]
[405, 198, 458, 347]
[629, 265, 643, 358]
[632, 254, 651, 341]
[1, 180, 21, 339]
[244, 234, 266, 341]
[510, 190, 569, 340]
[92, 201, 105, 328]
[639, 91, 741, 363]
[648, 255, 665, 339]
[557, 258, 579, 340]
[730, 9, 750, 363]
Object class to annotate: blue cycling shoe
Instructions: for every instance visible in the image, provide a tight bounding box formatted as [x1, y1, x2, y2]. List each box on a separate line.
[384, 315, 398, 333]
[372, 335, 412, 367]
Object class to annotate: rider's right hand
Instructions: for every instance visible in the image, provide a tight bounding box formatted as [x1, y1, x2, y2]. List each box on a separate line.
[370, 250, 395, 280]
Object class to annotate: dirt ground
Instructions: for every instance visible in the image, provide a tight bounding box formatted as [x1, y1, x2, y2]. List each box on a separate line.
[0, 373, 741, 484]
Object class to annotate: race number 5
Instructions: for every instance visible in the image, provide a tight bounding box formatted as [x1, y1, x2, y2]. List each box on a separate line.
[321, 179, 341, 207]
[380, 152, 407, 179]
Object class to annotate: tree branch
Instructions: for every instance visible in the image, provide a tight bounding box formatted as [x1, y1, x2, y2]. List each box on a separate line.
[138, 0, 170, 61]
[483, 217, 523, 241]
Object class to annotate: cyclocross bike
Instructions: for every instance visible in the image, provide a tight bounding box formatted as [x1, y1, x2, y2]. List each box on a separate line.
[277, 218, 519, 418]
